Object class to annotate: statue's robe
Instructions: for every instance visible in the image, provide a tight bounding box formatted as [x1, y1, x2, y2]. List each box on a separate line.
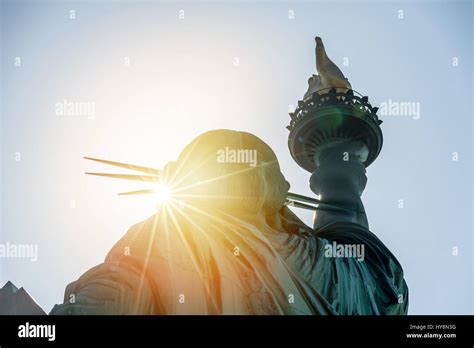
[50, 206, 408, 315]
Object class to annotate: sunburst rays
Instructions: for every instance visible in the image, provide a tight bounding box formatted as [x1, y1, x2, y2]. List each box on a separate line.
[83, 155, 322, 314]
[83, 156, 362, 215]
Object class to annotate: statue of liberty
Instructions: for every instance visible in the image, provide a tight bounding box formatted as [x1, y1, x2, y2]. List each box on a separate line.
[50, 38, 408, 315]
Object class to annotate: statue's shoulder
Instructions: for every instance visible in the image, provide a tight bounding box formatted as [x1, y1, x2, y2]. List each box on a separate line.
[103, 214, 158, 262]
[126, 218, 148, 234]
[279, 207, 314, 235]
[122, 214, 157, 238]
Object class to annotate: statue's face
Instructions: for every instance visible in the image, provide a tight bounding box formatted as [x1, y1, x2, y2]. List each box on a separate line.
[169, 130, 290, 215]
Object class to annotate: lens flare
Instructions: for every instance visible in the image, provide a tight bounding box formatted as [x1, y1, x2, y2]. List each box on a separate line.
[153, 183, 172, 204]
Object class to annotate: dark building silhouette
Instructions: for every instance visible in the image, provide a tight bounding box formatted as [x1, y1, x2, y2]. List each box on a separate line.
[0, 281, 46, 315]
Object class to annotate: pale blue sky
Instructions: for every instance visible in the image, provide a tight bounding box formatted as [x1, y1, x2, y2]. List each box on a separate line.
[1, 0, 472, 314]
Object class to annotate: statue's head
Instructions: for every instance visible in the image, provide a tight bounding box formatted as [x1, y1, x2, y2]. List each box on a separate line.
[163, 129, 290, 215]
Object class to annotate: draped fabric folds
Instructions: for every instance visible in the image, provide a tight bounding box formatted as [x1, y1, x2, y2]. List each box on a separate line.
[50, 206, 407, 315]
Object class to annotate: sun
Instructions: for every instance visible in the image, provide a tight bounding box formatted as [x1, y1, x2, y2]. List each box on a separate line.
[152, 183, 172, 204]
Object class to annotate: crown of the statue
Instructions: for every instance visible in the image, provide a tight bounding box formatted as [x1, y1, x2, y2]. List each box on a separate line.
[287, 87, 383, 172]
